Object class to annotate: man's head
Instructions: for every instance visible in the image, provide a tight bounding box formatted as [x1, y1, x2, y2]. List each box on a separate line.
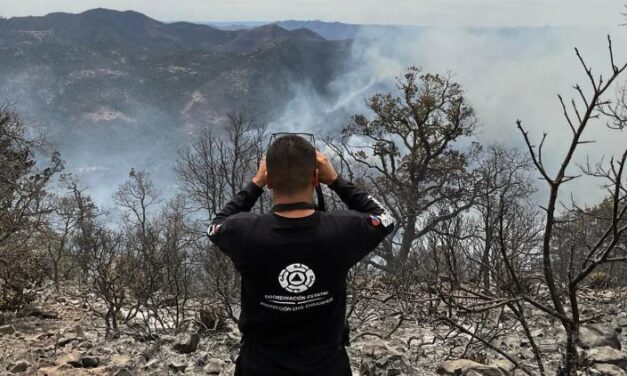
[266, 135, 317, 197]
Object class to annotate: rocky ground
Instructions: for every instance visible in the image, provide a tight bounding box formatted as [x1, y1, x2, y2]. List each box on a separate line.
[0, 285, 626, 375]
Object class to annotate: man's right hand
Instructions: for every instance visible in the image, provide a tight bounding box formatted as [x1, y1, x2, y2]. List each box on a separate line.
[316, 151, 339, 185]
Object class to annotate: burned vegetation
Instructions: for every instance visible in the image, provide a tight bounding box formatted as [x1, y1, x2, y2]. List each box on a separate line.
[1, 38, 627, 376]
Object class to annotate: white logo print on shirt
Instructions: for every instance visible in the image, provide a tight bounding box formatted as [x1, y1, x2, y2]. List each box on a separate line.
[278, 263, 316, 293]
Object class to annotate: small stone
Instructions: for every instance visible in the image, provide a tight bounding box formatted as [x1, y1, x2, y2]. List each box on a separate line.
[61, 324, 84, 337]
[172, 333, 200, 354]
[580, 325, 622, 350]
[9, 360, 31, 373]
[23, 306, 59, 319]
[436, 359, 509, 376]
[593, 363, 627, 376]
[113, 368, 134, 376]
[57, 351, 81, 366]
[80, 356, 100, 368]
[203, 359, 225, 374]
[361, 342, 396, 359]
[585, 346, 627, 369]
[0, 324, 16, 335]
[168, 361, 187, 372]
[531, 329, 544, 337]
[142, 343, 161, 361]
[195, 352, 210, 367]
[57, 337, 78, 347]
[159, 335, 177, 344]
[375, 353, 403, 368]
[77, 340, 92, 350]
[39, 364, 74, 376]
[489, 359, 515, 372]
[144, 359, 160, 369]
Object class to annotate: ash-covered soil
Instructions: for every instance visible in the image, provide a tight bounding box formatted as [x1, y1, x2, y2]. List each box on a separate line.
[1, 285, 626, 375]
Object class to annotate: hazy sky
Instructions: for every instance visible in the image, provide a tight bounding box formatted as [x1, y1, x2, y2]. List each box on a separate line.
[0, 0, 625, 27]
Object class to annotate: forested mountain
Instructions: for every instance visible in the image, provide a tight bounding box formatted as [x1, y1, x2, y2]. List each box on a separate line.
[0, 9, 350, 199]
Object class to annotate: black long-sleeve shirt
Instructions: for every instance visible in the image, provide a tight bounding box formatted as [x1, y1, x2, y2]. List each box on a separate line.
[207, 176, 394, 348]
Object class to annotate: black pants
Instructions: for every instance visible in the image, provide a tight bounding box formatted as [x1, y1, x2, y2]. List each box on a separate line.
[234, 342, 352, 376]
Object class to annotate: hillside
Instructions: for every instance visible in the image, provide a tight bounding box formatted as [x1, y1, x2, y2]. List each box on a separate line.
[0, 9, 350, 202]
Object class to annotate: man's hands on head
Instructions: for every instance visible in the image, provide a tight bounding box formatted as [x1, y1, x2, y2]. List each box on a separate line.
[316, 151, 338, 186]
[252, 157, 267, 188]
[253, 152, 338, 188]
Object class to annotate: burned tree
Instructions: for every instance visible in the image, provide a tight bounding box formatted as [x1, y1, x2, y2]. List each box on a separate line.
[0, 106, 63, 309]
[44, 188, 79, 289]
[176, 111, 266, 217]
[516, 37, 627, 374]
[437, 37, 627, 375]
[176, 111, 266, 324]
[328, 67, 479, 272]
[67, 183, 127, 337]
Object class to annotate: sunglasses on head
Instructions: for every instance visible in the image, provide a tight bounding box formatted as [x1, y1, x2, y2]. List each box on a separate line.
[268, 132, 316, 148]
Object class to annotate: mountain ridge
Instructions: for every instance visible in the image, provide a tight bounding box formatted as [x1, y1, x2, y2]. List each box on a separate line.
[0, 8, 329, 51]
[0, 8, 350, 203]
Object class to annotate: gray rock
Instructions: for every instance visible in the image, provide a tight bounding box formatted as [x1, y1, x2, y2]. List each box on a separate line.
[142, 343, 161, 361]
[0, 324, 16, 335]
[199, 308, 226, 332]
[488, 359, 515, 372]
[57, 336, 78, 346]
[168, 361, 187, 372]
[22, 306, 59, 319]
[172, 333, 200, 354]
[144, 359, 160, 369]
[585, 346, 627, 370]
[80, 356, 100, 368]
[361, 341, 400, 359]
[58, 351, 81, 366]
[203, 359, 225, 374]
[437, 359, 510, 376]
[530, 329, 544, 338]
[195, 352, 210, 367]
[9, 360, 31, 373]
[375, 353, 403, 368]
[159, 334, 177, 344]
[113, 368, 134, 376]
[580, 325, 622, 350]
[66, 354, 100, 368]
[593, 363, 627, 376]
[77, 340, 93, 350]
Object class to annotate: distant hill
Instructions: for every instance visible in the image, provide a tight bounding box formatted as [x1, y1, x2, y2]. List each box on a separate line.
[1, 9, 329, 51]
[0, 9, 350, 203]
[277, 20, 363, 40]
[207, 20, 428, 41]
[206, 20, 364, 40]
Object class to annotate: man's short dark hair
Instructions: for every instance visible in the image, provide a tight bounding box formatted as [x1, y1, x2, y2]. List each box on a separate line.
[267, 135, 316, 195]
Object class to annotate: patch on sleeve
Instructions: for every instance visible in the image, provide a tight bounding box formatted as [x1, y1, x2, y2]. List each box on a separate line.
[369, 215, 381, 227]
[207, 224, 221, 237]
[370, 213, 394, 228]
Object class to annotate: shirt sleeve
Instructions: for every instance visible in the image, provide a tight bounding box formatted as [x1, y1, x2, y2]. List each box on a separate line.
[329, 175, 395, 267]
[207, 181, 263, 257]
[343, 212, 394, 267]
[328, 175, 387, 215]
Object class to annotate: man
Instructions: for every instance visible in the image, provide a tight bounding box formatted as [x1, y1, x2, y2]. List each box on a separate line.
[207, 135, 394, 375]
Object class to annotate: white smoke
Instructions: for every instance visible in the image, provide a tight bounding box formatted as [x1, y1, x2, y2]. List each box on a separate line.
[272, 25, 627, 206]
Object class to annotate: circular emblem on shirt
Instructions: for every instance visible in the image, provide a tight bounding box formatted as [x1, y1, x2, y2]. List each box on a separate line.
[278, 263, 316, 293]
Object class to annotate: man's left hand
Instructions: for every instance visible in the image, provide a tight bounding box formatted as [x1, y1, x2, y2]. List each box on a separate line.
[252, 157, 267, 188]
